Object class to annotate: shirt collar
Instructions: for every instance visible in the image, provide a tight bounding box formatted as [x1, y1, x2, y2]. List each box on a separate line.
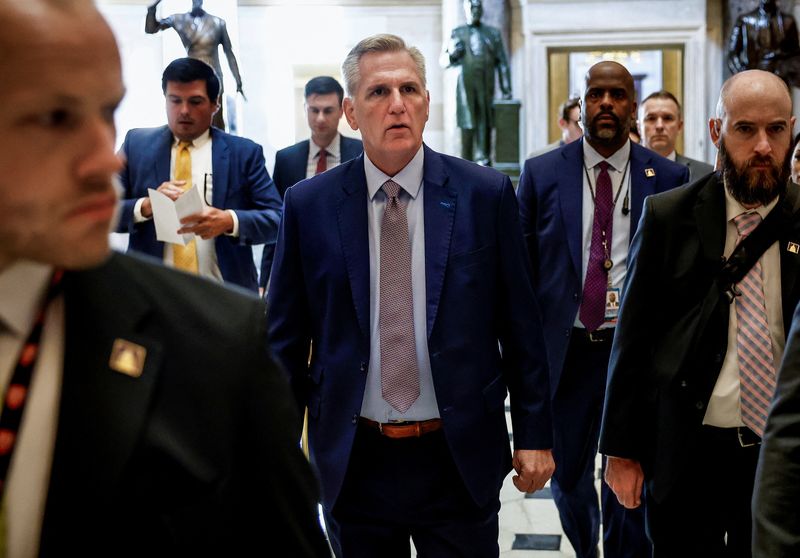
[666, 150, 677, 162]
[724, 181, 780, 222]
[583, 138, 631, 172]
[311, 133, 341, 159]
[365, 146, 425, 201]
[0, 260, 53, 337]
[173, 128, 211, 149]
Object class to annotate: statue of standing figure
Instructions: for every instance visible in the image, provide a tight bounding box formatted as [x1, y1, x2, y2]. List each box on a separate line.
[146, 0, 245, 130]
[447, 0, 512, 166]
[728, 0, 800, 87]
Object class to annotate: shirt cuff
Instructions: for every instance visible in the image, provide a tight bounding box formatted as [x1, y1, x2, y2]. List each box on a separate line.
[133, 198, 151, 223]
[225, 209, 239, 237]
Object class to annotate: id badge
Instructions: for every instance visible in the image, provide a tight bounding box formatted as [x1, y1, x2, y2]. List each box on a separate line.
[605, 287, 621, 322]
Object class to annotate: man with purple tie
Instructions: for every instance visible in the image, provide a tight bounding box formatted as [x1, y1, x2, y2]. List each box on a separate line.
[517, 61, 689, 558]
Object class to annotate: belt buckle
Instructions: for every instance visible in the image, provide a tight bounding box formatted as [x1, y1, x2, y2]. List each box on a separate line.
[587, 330, 604, 343]
[737, 427, 759, 448]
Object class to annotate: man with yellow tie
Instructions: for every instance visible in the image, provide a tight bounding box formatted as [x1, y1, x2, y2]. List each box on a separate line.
[118, 57, 281, 293]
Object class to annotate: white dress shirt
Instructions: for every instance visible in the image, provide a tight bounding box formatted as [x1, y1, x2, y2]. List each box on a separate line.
[704, 190, 784, 428]
[576, 140, 633, 329]
[305, 133, 342, 179]
[131, 129, 239, 283]
[0, 260, 64, 558]
[360, 146, 440, 422]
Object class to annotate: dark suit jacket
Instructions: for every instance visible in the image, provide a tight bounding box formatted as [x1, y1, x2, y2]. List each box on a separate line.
[675, 153, 714, 183]
[260, 135, 363, 289]
[267, 145, 553, 511]
[273, 135, 363, 199]
[117, 125, 282, 293]
[599, 174, 800, 503]
[37, 252, 328, 556]
[517, 139, 690, 395]
[754, 300, 800, 557]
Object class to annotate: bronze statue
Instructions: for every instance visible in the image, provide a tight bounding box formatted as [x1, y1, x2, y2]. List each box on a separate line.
[728, 0, 800, 87]
[447, 0, 512, 166]
[146, 0, 245, 129]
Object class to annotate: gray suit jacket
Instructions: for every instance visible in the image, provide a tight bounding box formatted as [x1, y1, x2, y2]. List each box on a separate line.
[675, 153, 714, 182]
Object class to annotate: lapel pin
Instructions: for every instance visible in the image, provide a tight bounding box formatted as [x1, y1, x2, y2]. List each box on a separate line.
[109, 339, 146, 378]
[645, 168, 656, 178]
[788, 242, 800, 254]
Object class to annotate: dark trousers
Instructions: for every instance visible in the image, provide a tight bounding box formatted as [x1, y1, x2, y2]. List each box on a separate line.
[324, 424, 500, 558]
[551, 333, 651, 558]
[646, 426, 761, 558]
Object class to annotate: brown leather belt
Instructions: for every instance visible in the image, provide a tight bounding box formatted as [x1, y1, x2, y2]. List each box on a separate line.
[359, 417, 443, 439]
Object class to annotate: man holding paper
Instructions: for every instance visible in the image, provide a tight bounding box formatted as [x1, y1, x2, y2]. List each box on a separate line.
[118, 57, 281, 292]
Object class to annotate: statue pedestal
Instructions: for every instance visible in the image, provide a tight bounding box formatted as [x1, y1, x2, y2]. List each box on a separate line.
[492, 99, 521, 187]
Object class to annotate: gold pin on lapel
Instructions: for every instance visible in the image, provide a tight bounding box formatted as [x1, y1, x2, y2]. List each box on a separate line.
[645, 168, 656, 178]
[788, 242, 800, 254]
[109, 339, 146, 378]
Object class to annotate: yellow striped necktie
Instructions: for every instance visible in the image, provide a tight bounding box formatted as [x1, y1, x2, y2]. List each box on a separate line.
[172, 140, 199, 274]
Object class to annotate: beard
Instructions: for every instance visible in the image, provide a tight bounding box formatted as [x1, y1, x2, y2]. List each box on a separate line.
[720, 138, 790, 207]
[586, 111, 628, 145]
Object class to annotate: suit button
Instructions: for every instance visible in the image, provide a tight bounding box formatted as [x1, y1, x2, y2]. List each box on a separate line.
[359, 361, 367, 372]
[352, 414, 358, 424]
[695, 401, 704, 410]
[573, 292, 580, 302]
[565, 328, 570, 337]
[680, 380, 688, 388]
[714, 353, 723, 363]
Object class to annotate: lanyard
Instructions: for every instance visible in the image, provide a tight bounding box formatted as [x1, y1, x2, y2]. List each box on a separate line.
[0, 269, 64, 498]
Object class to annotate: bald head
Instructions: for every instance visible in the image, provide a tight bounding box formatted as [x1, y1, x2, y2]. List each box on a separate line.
[581, 61, 637, 157]
[716, 69, 792, 120]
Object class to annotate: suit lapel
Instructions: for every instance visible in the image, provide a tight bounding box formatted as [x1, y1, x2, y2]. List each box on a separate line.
[629, 143, 658, 238]
[422, 146, 457, 338]
[210, 128, 230, 207]
[154, 126, 173, 185]
[51, 255, 163, 497]
[558, 140, 584, 279]
[336, 156, 371, 343]
[779, 185, 800, 329]
[693, 174, 727, 265]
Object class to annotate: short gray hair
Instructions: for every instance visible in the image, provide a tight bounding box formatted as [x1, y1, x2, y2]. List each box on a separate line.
[341, 34, 426, 97]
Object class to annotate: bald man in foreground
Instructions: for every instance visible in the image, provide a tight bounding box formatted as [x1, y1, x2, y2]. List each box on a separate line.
[600, 70, 800, 556]
[0, 1, 327, 555]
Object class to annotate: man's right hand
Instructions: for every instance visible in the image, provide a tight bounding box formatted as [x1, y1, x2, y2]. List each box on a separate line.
[604, 456, 644, 509]
[140, 180, 187, 218]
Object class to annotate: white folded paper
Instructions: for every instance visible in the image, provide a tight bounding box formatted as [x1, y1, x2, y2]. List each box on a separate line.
[147, 186, 204, 245]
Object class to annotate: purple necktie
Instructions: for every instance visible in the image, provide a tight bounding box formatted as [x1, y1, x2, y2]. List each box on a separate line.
[580, 161, 613, 332]
[379, 180, 420, 412]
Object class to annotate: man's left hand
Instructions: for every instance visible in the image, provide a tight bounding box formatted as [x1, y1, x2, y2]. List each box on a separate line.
[178, 207, 233, 239]
[512, 449, 555, 493]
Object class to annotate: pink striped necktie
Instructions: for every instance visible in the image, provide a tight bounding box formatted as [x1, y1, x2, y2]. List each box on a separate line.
[733, 211, 776, 437]
[379, 180, 419, 412]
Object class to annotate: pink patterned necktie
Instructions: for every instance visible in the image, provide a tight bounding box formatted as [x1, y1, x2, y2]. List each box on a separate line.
[379, 180, 420, 412]
[579, 161, 613, 331]
[733, 211, 776, 437]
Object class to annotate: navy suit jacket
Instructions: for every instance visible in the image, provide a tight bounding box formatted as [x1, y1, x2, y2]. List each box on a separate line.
[267, 145, 553, 511]
[517, 139, 690, 394]
[117, 125, 281, 293]
[260, 135, 362, 288]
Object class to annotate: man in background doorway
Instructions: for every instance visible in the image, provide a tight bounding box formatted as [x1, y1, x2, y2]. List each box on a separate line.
[260, 75, 362, 289]
[639, 90, 713, 181]
[528, 97, 582, 158]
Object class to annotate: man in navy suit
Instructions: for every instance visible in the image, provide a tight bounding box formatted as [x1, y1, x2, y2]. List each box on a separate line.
[118, 57, 281, 293]
[517, 61, 689, 558]
[260, 76, 362, 289]
[268, 33, 554, 557]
